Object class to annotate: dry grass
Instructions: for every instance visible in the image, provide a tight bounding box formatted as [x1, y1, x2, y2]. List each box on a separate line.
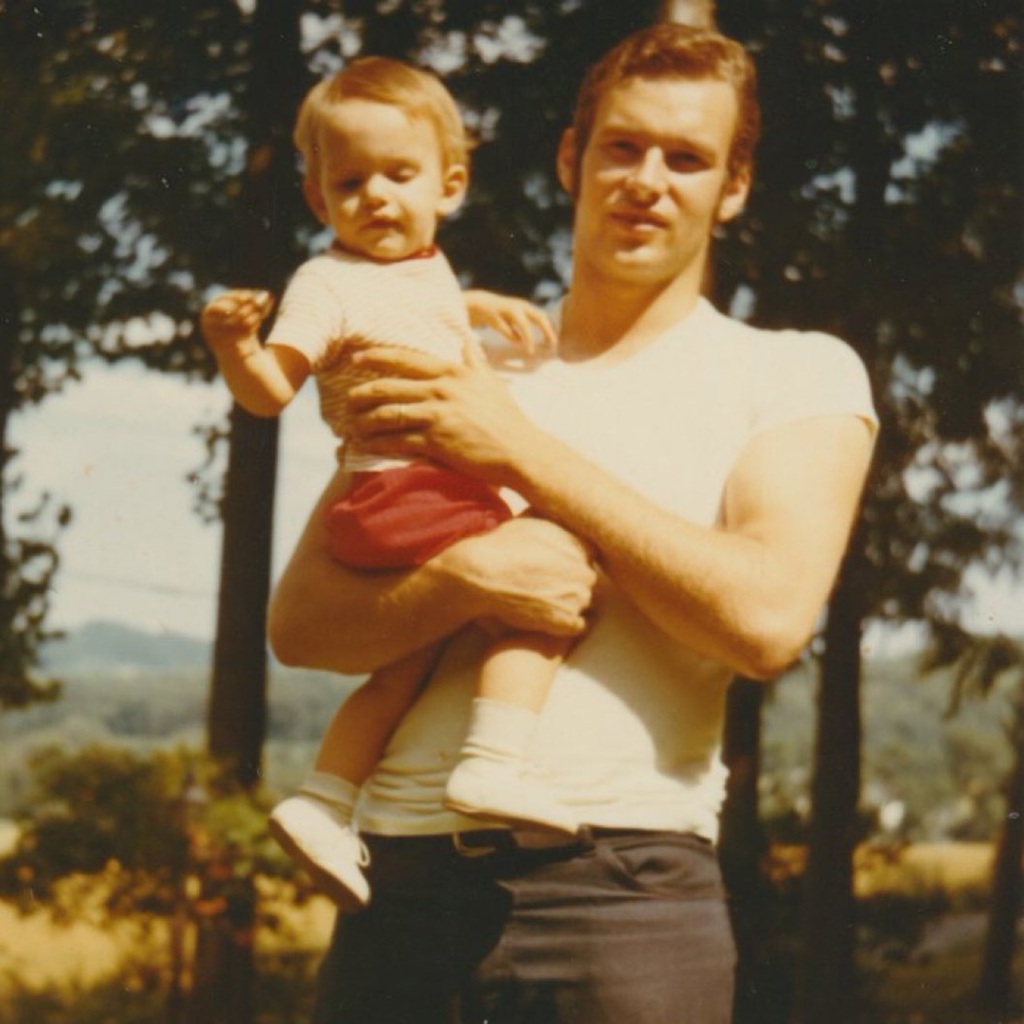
[0, 843, 1005, 1014]
[0, 876, 333, 998]
[764, 841, 994, 898]
[0, 900, 142, 991]
[854, 841, 993, 898]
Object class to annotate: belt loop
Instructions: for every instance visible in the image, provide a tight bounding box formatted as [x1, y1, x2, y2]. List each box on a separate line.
[453, 831, 502, 858]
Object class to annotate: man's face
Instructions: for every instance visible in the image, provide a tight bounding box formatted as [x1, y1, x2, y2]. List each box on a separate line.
[306, 99, 466, 262]
[559, 76, 750, 288]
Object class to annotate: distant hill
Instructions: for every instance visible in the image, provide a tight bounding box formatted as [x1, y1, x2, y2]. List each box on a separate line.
[41, 620, 212, 675]
[8, 620, 1018, 842]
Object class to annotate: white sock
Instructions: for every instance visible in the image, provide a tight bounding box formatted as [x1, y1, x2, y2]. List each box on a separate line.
[460, 697, 541, 763]
[298, 772, 359, 826]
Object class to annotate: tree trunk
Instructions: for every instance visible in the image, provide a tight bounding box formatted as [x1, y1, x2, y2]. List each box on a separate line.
[977, 688, 1024, 1019]
[796, 2, 887, 1018]
[207, 404, 279, 786]
[720, 677, 781, 1024]
[206, 0, 307, 787]
[0, 254, 16, 605]
[795, 547, 868, 1024]
[188, 869, 258, 1024]
[192, 3, 306, 1022]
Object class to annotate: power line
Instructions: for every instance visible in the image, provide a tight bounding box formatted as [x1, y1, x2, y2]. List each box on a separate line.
[57, 569, 215, 600]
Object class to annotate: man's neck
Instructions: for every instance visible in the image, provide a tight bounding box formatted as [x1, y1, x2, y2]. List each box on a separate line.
[558, 261, 708, 365]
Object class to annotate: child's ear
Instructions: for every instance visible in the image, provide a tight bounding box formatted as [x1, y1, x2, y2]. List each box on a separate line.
[303, 175, 329, 224]
[436, 163, 469, 217]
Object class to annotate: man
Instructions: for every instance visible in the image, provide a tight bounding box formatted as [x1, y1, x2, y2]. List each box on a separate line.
[269, 22, 878, 1024]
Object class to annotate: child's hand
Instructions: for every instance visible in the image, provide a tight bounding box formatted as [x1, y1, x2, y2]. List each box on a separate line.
[201, 289, 274, 351]
[463, 290, 557, 357]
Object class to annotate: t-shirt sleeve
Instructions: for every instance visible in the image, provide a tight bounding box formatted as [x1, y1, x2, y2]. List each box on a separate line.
[750, 330, 879, 438]
[265, 260, 346, 372]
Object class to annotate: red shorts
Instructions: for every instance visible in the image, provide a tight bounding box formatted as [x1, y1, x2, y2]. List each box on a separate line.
[325, 463, 512, 571]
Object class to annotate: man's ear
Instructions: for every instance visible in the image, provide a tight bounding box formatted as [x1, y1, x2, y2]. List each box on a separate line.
[556, 129, 577, 195]
[303, 175, 329, 225]
[436, 163, 469, 217]
[716, 167, 752, 224]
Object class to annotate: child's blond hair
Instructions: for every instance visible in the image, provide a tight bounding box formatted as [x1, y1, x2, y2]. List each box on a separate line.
[295, 56, 471, 188]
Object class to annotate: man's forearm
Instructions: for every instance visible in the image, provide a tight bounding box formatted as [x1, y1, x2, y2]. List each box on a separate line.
[268, 556, 473, 674]
[267, 471, 474, 673]
[267, 470, 597, 675]
[340, 344, 874, 682]
[503, 415, 875, 680]
[505, 437, 780, 676]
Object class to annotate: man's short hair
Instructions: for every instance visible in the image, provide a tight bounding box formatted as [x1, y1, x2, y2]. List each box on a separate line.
[294, 56, 470, 183]
[571, 23, 761, 184]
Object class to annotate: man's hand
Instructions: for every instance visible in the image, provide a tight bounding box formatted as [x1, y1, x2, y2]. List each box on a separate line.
[463, 290, 558, 356]
[201, 289, 275, 352]
[346, 342, 544, 487]
[435, 517, 598, 637]
[269, 468, 598, 673]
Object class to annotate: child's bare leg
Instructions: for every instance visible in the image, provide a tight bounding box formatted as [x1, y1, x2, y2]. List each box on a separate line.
[314, 645, 441, 782]
[477, 631, 569, 711]
[271, 644, 440, 908]
[444, 633, 579, 835]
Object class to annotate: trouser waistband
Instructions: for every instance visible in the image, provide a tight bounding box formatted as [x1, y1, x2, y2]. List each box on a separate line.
[363, 826, 707, 861]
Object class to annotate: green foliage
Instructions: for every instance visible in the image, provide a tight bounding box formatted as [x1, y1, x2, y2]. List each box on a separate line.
[718, 0, 1024, 632]
[1, 0, 264, 379]
[0, 490, 68, 711]
[0, 654, 1012, 844]
[0, 664, 357, 817]
[0, 0, 254, 712]
[0, 970, 166, 1024]
[0, 746, 187, 911]
[0, 742, 321, 1023]
[923, 627, 1024, 713]
[0, 745, 290, 917]
[759, 654, 1014, 843]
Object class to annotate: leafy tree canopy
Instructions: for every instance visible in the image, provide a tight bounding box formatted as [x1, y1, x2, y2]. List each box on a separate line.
[2, 0, 1020, 706]
[717, 0, 1023, 634]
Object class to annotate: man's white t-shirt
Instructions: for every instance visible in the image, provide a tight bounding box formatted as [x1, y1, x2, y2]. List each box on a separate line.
[357, 298, 878, 841]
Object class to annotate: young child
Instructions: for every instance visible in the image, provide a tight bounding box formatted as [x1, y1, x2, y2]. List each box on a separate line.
[201, 57, 580, 910]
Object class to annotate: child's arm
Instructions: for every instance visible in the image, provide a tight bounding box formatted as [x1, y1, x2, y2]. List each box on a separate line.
[463, 290, 558, 357]
[201, 289, 311, 417]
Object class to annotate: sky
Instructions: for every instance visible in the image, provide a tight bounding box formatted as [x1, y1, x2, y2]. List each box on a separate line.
[10, 362, 335, 641]
[9, 360, 1022, 646]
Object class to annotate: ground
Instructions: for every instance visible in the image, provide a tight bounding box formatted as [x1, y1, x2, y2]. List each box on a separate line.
[0, 841, 1018, 1022]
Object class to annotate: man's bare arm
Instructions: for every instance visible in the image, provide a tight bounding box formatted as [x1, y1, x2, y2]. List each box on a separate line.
[512, 413, 875, 679]
[344, 345, 875, 681]
[267, 467, 597, 675]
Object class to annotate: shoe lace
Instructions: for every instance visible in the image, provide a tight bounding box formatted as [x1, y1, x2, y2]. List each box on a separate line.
[339, 826, 371, 868]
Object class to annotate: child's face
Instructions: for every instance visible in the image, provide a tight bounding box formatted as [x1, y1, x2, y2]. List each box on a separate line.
[306, 99, 467, 262]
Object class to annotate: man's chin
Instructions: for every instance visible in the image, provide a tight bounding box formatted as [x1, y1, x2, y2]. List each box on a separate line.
[607, 245, 672, 273]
